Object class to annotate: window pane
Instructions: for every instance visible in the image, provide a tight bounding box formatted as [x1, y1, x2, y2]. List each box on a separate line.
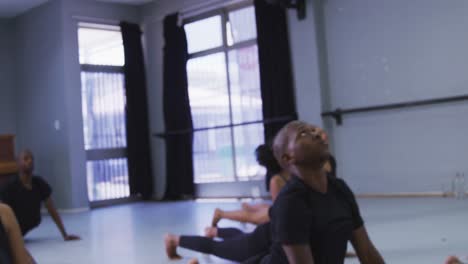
[78, 27, 124, 66]
[185, 16, 223, 53]
[193, 128, 235, 183]
[228, 45, 262, 123]
[228, 6, 257, 44]
[188, 53, 231, 128]
[234, 124, 264, 181]
[86, 158, 129, 201]
[81, 72, 127, 150]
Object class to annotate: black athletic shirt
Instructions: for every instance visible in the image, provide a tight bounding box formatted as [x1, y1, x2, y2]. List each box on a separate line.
[1, 176, 52, 235]
[266, 175, 363, 264]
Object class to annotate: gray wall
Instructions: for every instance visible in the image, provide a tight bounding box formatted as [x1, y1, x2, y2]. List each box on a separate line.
[140, 0, 324, 199]
[60, 0, 140, 208]
[12, 0, 140, 209]
[0, 19, 17, 135]
[14, 0, 73, 209]
[12, 0, 462, 203]
[323, 0, 468, 193]
[143, 0, 468, 196]
[287, 0, 325, 127]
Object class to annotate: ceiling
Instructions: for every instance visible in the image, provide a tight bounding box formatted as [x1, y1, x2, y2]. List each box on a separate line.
[0, 0, 155, 18]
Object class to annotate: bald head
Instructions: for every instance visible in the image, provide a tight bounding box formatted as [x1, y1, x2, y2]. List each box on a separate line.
[272, 121, 329, 170]
[272, 121, 305, 168]
[17, 149, 34, 174]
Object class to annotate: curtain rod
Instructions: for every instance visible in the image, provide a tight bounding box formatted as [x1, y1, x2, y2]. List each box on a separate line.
[145, 0, 252, 26]
[179, 0, 252, 21]
[73, 15, 145, 32]
[72, 15, 120, 26]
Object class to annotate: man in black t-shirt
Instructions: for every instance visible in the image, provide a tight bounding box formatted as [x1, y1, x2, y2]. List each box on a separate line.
[1, 150, 80, 241]
[261, 121, 384, 264]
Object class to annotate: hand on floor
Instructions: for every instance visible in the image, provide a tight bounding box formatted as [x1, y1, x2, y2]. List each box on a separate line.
[64, 234, 81, 241]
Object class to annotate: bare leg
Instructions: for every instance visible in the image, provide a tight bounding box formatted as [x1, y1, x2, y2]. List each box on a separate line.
[204, 227, 218, 238]
[241, 203, 270, 212]
[0, 204, 35, 264]
[211, 208, 223, 226]
[164, 234, 182, 260]
[211, 207, 269, 226]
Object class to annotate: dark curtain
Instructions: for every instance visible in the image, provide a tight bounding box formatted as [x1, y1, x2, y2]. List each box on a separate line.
[120, 22, 153, 200]
[162, 14, 195, 199]
[254, 0, 298, 140]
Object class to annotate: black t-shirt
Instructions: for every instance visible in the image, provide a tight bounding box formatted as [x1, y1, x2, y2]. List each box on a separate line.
[0, 176, 52, 235]
[266, 176, 363, 264]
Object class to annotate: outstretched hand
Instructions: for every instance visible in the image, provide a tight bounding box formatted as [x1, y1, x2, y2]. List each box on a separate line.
[64, 234, 81, 241]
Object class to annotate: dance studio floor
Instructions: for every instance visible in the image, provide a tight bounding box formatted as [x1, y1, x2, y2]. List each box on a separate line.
[25, 198, 468, 264]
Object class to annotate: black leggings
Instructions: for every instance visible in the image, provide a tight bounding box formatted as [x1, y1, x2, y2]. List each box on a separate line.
[179, 223, 271, 262]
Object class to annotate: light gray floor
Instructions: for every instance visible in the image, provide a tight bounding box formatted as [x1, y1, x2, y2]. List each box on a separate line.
[25, 198, 468, 264]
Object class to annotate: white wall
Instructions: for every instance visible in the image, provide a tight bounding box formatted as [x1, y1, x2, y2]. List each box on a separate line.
[0, 19, 17, 135]
[287, 0, 324, 127]
[14, 0, 73, 208]
[12, 0, 140, 209]
[323, 0, 468, 193]
[60, 0, 140, 208]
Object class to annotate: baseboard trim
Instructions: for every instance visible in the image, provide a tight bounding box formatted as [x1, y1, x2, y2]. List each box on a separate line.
[190, 192, 461, 200]
[41, 207, 90, 215]
[59, 207, 90, 213]
[90, 196, 141, 209]
[356, 192, 455, 198]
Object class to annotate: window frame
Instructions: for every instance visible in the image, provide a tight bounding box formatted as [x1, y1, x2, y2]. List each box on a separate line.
[184, 2, 264, 185]
[78, 23, 131, 203]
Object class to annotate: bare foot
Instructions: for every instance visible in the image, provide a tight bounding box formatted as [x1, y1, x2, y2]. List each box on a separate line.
[204, 226, 218, 238]
[445, 256, 463, 264]
[211, 208, 223, 227]
[241, 202, 250, 211]
[164, 234, 182, 260]
[188, 258, 199, 264]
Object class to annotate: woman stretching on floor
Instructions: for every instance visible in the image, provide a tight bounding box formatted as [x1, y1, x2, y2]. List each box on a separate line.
[210, 144, 290, 227]
[164, 143, 288, 262]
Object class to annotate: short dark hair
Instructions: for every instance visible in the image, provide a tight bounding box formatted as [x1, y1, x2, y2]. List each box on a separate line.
[255, 144, 280, 172]
[255, 144, 281, 191]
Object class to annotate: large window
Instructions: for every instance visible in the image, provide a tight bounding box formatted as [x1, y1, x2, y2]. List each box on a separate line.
[78, 23, 130, 202]
[185, 5, 265, 183]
